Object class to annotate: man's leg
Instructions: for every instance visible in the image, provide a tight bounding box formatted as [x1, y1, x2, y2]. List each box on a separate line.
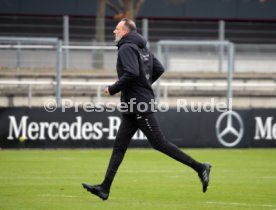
[102, 114, 138, 190]
[83, 114, 138, 200]
[136, 113, 211, 192]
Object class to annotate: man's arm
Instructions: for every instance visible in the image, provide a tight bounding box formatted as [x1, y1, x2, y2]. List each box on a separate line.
[108, 45, 140, 95]
[151, 55, 165, 84]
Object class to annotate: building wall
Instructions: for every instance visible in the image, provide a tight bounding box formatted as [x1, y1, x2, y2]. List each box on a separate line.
[0, 0, 276, 20]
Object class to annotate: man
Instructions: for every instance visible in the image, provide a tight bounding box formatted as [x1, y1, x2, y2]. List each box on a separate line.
[82, 18, 211, 200]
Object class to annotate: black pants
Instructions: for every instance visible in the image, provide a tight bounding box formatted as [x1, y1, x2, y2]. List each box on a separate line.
[104, 112, 203, 184]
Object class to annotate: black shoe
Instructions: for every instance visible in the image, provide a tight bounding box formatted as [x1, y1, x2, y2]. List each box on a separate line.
[82, 183, 109, 200]
[198, 163, 212, 193]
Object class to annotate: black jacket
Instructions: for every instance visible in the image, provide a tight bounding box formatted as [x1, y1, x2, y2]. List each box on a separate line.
[108, 31, 165, 113]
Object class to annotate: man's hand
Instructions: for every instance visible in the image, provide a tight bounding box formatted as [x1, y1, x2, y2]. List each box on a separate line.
[104, 87, 110, 96]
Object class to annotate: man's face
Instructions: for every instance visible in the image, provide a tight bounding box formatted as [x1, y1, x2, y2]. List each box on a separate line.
[113, 21, 128, 44]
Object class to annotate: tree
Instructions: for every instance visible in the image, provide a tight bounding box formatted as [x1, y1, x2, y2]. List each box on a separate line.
[94, 0, 145, 69]
[96, 0, 106, 44]
[107, 0, 145, 20]
[94, 0, 106, 69]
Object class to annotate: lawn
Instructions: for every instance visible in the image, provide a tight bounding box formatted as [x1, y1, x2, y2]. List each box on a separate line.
[0, 149, 276, 210]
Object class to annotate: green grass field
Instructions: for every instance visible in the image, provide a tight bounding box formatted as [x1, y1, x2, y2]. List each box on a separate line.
[0, 149, 276, 210]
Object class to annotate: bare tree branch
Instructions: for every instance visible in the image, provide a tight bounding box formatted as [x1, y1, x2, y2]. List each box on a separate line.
[125, 0, 134, 19]
[134, 0, 145, 18]
[119, 0, 126, 8]
[108, 0, 145, 20]
[107, 0, 122, 14]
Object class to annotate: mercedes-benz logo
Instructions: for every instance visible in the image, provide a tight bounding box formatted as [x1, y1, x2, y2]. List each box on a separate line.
[216, 110, 244, 147]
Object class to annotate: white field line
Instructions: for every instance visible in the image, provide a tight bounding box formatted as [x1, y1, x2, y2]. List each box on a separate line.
[0, 176, 88, 180]
[262, 176, 276, 179]
[37, 194, 82, 198]
[121, 169, 184, 173]
[206, 201, 276, 208]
